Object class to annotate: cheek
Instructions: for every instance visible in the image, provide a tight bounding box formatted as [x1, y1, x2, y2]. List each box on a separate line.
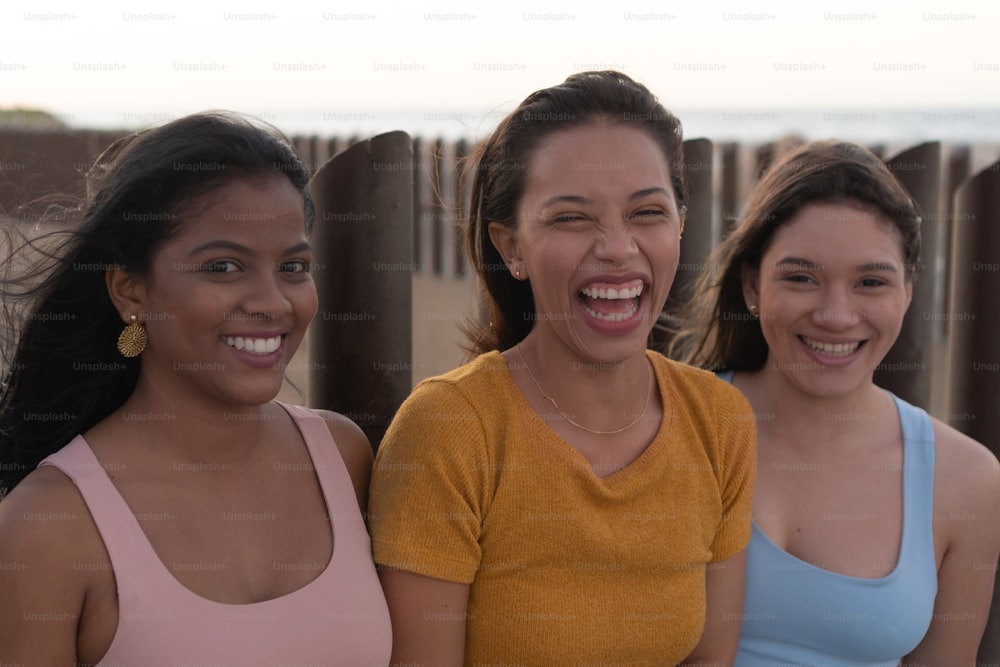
[294, 281, 319, 319]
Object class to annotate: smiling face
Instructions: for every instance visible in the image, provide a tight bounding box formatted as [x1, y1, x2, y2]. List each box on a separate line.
[489, 122, 683, 364]
[745, 201, 912, 399]
[120, 174, 317, 409]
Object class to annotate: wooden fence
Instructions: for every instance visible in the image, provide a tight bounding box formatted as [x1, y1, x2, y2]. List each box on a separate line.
[3, 126, 1000, 658]
[2, 127, 998, 446]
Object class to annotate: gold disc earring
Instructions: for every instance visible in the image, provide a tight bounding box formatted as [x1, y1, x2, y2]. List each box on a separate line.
[117, 315, 147, 357]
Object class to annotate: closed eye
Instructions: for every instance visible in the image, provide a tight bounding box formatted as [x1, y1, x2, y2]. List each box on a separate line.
[551, 212, 589, 223]
[629, 208, 669, 222]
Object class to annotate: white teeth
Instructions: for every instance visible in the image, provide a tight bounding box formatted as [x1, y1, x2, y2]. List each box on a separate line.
[582, 301, 639, 322]
[802, 336, 860, 357]
[224, 335, 282, 356]
[580, 284, 643, 299]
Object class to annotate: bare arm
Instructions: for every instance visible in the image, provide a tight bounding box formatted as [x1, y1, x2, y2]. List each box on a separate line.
[378, 567, 470, 667]
[0, 468, 96, 665]
[318, 410, 374, 513]
[902, 423, 1000, 666]
[680, 549, 747, 667]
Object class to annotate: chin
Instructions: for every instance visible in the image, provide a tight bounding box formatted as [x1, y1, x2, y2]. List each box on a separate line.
[220, 383, 285, 409]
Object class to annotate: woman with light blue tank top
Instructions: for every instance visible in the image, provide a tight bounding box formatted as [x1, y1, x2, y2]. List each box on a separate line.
[722, 370, 938, 666]
[670, 140, 1000, 665]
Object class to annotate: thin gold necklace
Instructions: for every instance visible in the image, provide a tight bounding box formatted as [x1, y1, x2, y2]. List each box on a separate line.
[515, 343, 653, 435]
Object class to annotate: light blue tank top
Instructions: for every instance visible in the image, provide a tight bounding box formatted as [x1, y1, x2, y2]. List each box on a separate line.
[718, 372, 938, 666]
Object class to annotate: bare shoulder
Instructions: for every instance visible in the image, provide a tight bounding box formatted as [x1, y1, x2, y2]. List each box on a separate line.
[312, 409, 374, 510]
[1, 465, 96, 546]
[930, 417, 1000, 518]
[0, 466, 102, 665]
[0, 465, 104, 608]
[312, 409, 374, 467]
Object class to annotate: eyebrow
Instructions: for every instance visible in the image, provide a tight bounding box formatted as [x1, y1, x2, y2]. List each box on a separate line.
[857, 262, 898, 273]
[540, 187, 673, 208]
[188, 240, 313, 256]
[773, 256, 821, 270]
[628, 187, 673, 201]
[774, 257, 899, 272]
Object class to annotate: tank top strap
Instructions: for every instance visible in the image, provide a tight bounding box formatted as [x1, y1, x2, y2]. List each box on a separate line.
[890, 393, 936, 571]
[39, 437, 179, 604]
[276, 403, 369, 538]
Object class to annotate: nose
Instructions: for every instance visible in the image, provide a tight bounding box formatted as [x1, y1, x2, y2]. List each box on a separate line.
[238, 270, 293, 321]
[592, 219, 639, 265]
[813, 286, 862, 329]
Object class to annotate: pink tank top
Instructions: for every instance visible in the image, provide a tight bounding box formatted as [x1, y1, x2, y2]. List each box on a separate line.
[40, 402, 391, 666]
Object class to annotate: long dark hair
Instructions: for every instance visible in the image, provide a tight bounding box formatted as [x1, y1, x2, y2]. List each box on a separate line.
[463, 70, 687, 355]
[669, 140, 921, 371]
[0, 111, 312, 495]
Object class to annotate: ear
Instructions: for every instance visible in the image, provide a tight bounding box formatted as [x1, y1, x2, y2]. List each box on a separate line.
[740, 262, 760, 312]
[487, 222, 523, 279]
[105, 266, 146, 323]
[904, 278, 913, 311]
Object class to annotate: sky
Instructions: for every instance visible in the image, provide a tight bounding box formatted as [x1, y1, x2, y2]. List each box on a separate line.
[1, 0, 998, 139]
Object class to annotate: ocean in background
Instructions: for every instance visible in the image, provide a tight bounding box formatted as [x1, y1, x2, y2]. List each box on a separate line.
[60, 107, 1000, 146]
[41, 107, 999, 175]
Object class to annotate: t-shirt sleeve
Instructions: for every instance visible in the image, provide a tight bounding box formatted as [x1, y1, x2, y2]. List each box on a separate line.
[367, 378, 490, 584]
[708, 383, 757, 561]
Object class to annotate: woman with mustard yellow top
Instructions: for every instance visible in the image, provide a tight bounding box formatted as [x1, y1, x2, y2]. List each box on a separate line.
[368, 71, 757, 666]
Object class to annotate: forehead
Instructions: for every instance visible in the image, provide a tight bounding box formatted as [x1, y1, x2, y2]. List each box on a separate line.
[522, 123, 673, 197]
[172, 175, 306, 240]
[765, 202, 905, 264]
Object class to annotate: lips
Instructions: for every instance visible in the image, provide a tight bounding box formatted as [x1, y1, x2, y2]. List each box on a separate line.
[800, 335, 862, 357]
[579, 279, 644, 322]
[223, 335, 282, 356]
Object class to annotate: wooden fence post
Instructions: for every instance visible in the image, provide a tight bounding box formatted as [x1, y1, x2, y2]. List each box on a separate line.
[951, 160, 1000, 665]
[453, 139, 470, 278]
[670, 139, 715, 306]
[307, 131, 413, 451]
[946, 159, 1000, 443]
[719, 142, 740, 237]
[948, 160, 1000, 664]
[874, 142, 941, 409]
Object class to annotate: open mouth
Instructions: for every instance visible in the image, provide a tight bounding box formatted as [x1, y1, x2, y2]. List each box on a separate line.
[224, 335, 282, 356]
[800, 335, 863, 357]
[579, 280, 643, 322]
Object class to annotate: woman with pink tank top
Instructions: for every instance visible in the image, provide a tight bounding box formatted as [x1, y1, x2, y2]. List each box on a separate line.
[0, 112, 391, 665]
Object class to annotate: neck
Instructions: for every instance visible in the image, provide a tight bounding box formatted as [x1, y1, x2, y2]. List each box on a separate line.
[113, 378, 277, 467]
[738, 362, 892, 452]
[513, 335, 655, 435]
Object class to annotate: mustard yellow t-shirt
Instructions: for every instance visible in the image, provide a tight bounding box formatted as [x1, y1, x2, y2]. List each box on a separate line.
[369, 350, 756, 666]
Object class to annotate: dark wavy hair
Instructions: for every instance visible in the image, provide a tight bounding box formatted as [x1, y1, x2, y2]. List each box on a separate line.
[669, 140, 921, 371]
[463, 70, 687, 355]
[0, 111, 312, 495]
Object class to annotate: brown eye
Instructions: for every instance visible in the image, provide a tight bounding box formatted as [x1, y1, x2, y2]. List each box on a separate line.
[202, 260, 239, 273]
[280, 260, 311, 273]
